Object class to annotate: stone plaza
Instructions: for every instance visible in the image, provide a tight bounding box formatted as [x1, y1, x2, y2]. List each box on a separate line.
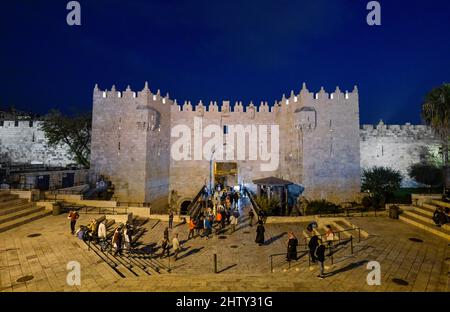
[0, 196, 448, 292]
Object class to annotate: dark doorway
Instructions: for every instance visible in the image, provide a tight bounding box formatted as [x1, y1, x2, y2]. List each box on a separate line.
[36, 175, 50, 191]
[180, 201, 191, 215]
[62, 172, 75, 188]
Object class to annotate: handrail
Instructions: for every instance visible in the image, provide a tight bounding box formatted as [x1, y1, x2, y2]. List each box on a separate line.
[187, 185, 206, 215]
[242, 187, 262, 220]
[187, 185, 207, 220]
[269, 236, 355, 272]
[268, 227, 362, 264]
[303, 227, 361, 244]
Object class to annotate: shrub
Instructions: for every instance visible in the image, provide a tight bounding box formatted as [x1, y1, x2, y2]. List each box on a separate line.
[361, 196, 372, 209]
[408, 163, 443, 190]
[362, 166, 402, 208]
[305, 200, 339, 215]
[254, 196, 281, 216]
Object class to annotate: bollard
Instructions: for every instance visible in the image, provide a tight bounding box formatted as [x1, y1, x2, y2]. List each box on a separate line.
[350, 236, 354, 254]
[213, 254, 218, 273]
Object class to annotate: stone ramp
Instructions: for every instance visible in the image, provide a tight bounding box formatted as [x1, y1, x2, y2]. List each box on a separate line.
[399, 202, 450, 241]
[0, 192, 50, 233]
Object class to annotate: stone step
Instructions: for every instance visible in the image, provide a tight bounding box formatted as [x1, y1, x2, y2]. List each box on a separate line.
[0, 209, 51, 233]
[0, 205, 44, 225]
[104, 273, 325, 291]
[404, 210, 435, 225]
[406, 209, 450, 231]
[0, 202, 34, 216]
[431, 200, 450, 209]
[414, 205, 434, 217]
[0, 193, 19, 202]
[422, 202, 438, 211]
[399, 213, 450, 241]
[331, 221, 353, 238]
[0, 197, 24, 207]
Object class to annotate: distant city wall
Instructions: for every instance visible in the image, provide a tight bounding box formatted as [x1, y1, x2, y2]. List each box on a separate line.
[360, 121, 440, 187]
[0, 120, 73, 166]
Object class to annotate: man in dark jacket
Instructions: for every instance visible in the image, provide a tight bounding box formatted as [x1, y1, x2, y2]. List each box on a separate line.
[308, 235, 319, 263]
[315, 239, 326, 279]
[287, 232, 298, 261]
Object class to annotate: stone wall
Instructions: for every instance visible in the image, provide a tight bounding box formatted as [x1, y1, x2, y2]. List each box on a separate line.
[360, 121, 440, 187]
[0, 120, 73, 166]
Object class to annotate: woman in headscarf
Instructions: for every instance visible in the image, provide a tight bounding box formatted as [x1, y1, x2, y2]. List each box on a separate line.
[255, 221, 265, 246]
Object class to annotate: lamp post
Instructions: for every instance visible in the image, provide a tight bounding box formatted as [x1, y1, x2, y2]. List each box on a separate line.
[209, 149, 216, 196]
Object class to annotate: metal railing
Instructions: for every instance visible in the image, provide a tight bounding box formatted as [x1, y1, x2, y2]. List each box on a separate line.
[315, 205, 385, 217]
[188, 185, 207, 220]
[303, 227, 361, 244]
[269, 235, 355, 273]
[62, 204, 129, 215]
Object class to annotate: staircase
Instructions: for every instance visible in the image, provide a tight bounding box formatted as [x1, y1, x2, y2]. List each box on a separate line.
[0, 191, 50, 233]
[399, 201, 450, 241]
[81, 216, 170, 278]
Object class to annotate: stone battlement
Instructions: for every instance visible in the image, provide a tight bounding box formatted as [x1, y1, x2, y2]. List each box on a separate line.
[93, 82, 359, 114]
[0, 120, 41, 129]
[360, 120, 435, 139]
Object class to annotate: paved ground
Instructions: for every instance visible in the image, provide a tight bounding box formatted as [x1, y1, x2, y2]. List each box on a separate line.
[0, 198, 449, 292]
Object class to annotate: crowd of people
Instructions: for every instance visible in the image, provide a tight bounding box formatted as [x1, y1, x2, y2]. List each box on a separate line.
[68, 183, 334, 279]
[189, 185, 243, 240]
[70, 209, 134, 256]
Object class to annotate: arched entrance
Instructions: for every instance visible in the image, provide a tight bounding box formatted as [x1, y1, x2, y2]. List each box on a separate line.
[180, 200, 191, 215]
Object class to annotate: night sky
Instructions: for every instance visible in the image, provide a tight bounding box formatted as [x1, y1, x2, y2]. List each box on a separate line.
[1, 0, 450, 124]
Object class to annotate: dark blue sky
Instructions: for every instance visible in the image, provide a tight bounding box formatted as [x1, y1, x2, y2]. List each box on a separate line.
[1, 0, 450, 124]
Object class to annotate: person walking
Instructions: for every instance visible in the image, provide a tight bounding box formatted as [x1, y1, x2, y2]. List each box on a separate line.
[230, 213, 238, 233]
[308, 235, 319, 263]
[98, 220, 107, 251]
[188, 218, 196, 239]
[287, 232, 298, 261]
[196, 215, 203, 237]
[160, 237, 170, 258]
[168, 209, 174, 229]
[112, 227, 122, 256]
[315, 239, 326, 279]
[325, 225, 335, 248]
[172, 233, 181, 261]
[123, 224, 131, 251]
[164, 227, 169, 241]
[233, 191, 239, 209]
[255, 221, 265, 246]
[204, 216, 212, 239]
[248, 209, 254, 227]
[68, 210, 79, 235]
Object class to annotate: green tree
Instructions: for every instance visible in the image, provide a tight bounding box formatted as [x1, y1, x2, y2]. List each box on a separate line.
[421, 83, 450, 188]
[362, 166, 402, 208]
[40, 110, 91, 167]
[408, 163, 443, 191]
